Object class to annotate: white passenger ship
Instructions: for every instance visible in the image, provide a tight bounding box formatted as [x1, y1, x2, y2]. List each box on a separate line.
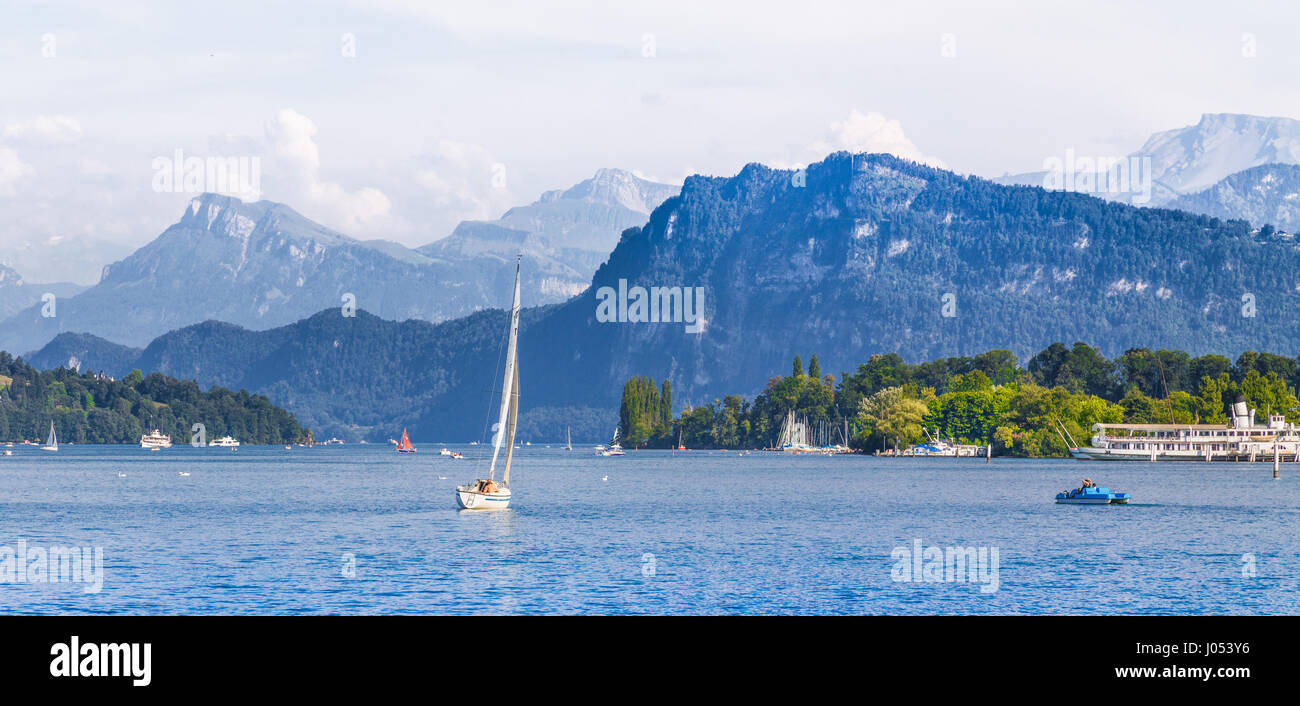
[140, 429, 173, 449]
[1070, 397, 1300, 462]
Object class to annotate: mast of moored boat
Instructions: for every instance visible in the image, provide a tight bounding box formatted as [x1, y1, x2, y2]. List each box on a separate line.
[489, 256, 522, 486]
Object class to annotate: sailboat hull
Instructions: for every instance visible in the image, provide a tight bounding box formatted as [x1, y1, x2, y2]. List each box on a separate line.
[455, 485, 512, 510]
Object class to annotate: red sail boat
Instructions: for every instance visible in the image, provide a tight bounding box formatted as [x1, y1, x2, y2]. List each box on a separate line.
[395, 428, 417, 453]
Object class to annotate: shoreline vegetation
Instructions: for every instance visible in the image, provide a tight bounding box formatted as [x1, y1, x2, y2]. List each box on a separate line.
[0, 352, 310, 445]
[618, 343, 1300, 457]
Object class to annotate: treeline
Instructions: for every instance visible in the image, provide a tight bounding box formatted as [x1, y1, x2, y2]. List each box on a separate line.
[0, 352, 310, 444]
[617, 344, 1300, 457]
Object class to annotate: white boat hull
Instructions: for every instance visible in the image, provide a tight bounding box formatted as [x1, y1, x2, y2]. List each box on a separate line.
[455, 485, 512, 510]
[1071, 446, 1295, 462]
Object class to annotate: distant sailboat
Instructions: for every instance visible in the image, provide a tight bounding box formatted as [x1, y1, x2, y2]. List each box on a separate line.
[455, 256, 521, 510]
[565, 427, 573, 451]
[40, 421, 58, 452]
[598, 427, 626, 456]
[395, 428, 417, 453]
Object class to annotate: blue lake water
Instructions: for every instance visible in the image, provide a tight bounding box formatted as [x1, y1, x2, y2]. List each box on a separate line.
[1, 444, 1298, 615]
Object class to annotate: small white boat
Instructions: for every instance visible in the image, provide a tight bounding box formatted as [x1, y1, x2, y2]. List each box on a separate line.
[456, 256, 522, 510]
[117, 472, 126, 478]
[2, 450, 12, 456]
[439, 447, 453, 456]
[141, 429, 172, 449]
[178, 471, 191, 477]
[597, 427, 626, 456]
[208, 435, 240, 447]
[40, 422, 58, 452]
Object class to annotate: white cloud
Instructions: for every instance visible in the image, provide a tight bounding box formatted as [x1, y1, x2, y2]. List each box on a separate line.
[813, 110, 946, 168]
[2, 115, 83, 144]
[0, 146, 33, 196]
[262, 108, 392, 229]
[413, 138, 510, 221]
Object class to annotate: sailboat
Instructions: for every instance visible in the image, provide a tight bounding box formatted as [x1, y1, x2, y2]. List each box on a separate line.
[395, 428, 417, 453]
[565, 427, 573, 451]
[40, 421, 58, 452]
[598, 427, 626, 456]
[455, 256, 521, 510]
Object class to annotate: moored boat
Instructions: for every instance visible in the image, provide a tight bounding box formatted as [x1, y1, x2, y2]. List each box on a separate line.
[208, 435, 240, 447]
[1071, 396, 1300, 462]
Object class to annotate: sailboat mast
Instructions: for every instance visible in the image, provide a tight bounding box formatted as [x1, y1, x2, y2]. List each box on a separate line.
[489, 256, 523, 481]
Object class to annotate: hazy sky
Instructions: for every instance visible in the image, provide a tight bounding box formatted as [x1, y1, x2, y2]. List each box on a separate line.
[3, 0, 1299, 283]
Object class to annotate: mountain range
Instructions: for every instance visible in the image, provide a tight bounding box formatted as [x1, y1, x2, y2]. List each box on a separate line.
[0, 263, 86, 320]
[997, 113, 1300, 207]
[29, 151, 1300, 441]
[1166, 163, 1300, 232]
[0, 168, 676, 354]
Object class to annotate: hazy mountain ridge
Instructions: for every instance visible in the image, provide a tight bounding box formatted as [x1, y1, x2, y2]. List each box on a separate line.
[24, 307, 596, 442]
[1, 168, 677, 355]
[0, 263, 87, 320]
[996, 113, 1300, 206]
[1166, 163, 1300, 233]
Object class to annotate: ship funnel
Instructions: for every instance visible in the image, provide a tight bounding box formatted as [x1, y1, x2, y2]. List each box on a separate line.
[1232, 396, 1249, 418]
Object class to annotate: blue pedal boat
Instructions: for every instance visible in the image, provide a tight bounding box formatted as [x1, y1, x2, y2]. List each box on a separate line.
[1055, 486, 1130, 504]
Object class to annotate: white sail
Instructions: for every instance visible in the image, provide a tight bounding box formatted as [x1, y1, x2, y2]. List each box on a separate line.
[46, 421, 57, 449]
[489, 257, 522, 483]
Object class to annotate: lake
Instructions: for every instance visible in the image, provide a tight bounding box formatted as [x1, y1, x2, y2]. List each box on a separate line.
[2, 444, 1297, 615]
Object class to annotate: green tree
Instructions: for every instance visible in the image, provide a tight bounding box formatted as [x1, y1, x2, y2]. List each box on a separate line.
[856, 386, 928, 451]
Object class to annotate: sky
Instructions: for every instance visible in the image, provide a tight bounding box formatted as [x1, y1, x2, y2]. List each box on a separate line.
[2, 0, 1300, 283]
